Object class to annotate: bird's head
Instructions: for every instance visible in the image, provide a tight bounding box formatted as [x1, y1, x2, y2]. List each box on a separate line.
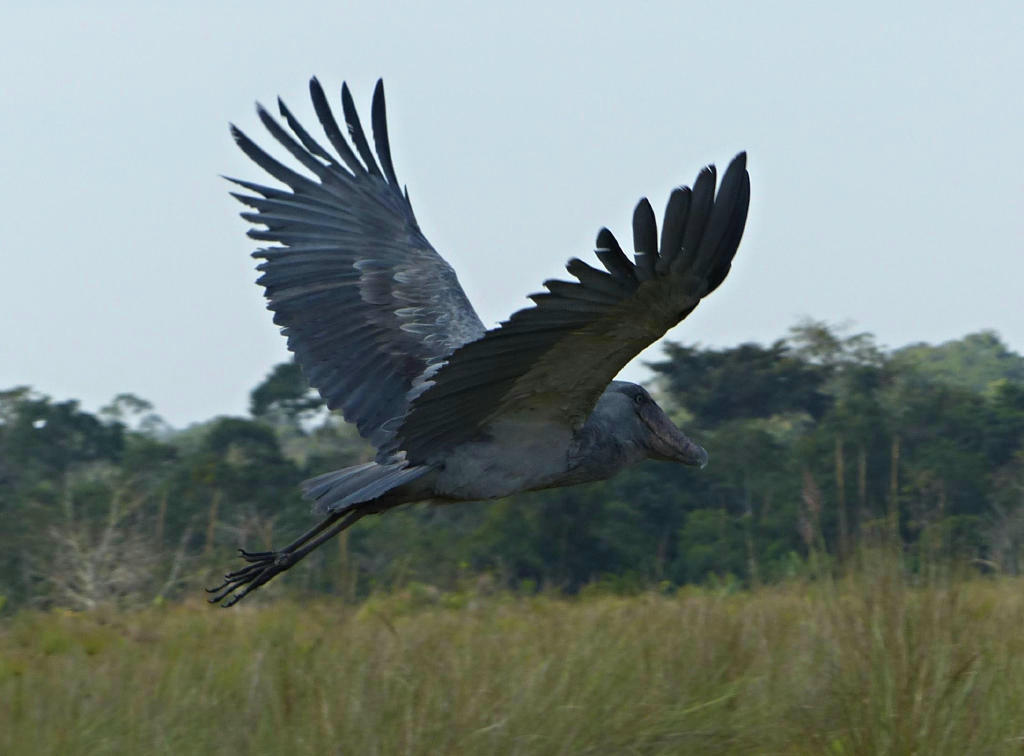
[598, 381, 708, 468]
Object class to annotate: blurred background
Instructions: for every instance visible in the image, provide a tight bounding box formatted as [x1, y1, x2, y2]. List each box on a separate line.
[1, 1, 1022, 610]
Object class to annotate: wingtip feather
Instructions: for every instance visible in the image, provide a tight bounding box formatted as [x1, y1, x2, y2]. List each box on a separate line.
[632, 198, 658, 281]
[341, 81, 383, 178]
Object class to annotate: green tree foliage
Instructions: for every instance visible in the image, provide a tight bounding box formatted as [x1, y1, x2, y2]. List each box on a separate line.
[649, 341, 832, 425]
[249, 360, 325, 425]
[2, 322, 1024, 611]
[892, 330, 1024, 393]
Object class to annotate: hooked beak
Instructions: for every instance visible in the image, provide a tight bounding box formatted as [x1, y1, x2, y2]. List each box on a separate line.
[640, 402, 709, 468]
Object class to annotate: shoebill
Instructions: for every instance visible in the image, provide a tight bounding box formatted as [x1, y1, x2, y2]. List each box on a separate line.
[208, 78, 750, 607]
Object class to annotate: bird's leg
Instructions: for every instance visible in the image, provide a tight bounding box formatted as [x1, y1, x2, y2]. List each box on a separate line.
[207, 509, 367, 607]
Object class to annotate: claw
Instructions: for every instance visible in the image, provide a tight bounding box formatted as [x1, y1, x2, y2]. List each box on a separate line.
[225, 562, 266, 580]
[239, 549, 275, 562]
[207, 584, 234, 604]
[207, 548, 292, 606]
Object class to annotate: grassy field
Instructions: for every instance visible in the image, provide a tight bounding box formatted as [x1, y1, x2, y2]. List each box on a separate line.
[3, 565, 1024, 755]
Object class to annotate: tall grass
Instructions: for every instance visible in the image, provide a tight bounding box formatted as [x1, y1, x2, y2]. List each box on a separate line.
[3, 563, 1024, 754]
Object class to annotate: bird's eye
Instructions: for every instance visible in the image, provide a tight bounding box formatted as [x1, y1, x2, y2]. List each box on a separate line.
[634, 393, 645, 405]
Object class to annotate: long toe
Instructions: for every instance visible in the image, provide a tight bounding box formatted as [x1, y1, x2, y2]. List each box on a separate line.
[239, 549, 275, 562]
[207, 549, 289, 606]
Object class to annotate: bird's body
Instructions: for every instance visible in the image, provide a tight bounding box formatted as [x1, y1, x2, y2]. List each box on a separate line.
[433, 418, 580, 500]
[357, 383, 693, 503]
[209, 78, 750, 606]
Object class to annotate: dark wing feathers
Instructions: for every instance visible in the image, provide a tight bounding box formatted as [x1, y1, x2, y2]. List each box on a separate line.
[308, 78, 364, 175]
[630, 197, 655, 259]
[676, 165, 717, 274]
[370, 79, 401, 188]
[340, 82, 383, 179]
[594, 228, 637, 283]
[704, 170, 750, 295]
[392, 152, 749, 463]
[230, 79, 484, 452]
[231, 125, 322, 195]
[256, 104, 334, 182]
[632, 207, 658, 283]
[276, 98, 335, 164]
[657, 187, 690, 273]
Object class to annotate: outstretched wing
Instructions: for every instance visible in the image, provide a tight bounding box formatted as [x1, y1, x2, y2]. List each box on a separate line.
[392, 153, 750, 463]
[229, 78, 485, 450]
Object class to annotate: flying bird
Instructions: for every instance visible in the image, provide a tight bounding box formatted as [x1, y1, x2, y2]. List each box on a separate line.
[209, 78, 750, 606]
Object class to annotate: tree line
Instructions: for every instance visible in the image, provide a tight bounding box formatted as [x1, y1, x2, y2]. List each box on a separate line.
[2, 321, 1023, 611]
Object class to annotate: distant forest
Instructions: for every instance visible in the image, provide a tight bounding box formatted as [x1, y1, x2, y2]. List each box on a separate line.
[3, 321, 1024, 612]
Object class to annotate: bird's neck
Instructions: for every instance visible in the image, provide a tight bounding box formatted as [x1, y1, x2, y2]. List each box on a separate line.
[565, 418, 645, 485]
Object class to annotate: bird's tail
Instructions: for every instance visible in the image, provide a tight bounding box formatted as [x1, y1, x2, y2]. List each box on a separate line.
[301, 461, 432, 515]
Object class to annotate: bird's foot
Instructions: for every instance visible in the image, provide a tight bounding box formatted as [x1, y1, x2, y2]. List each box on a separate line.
[206, 548, 296, 607]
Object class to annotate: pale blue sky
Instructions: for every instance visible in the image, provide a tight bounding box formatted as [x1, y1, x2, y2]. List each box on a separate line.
[2, 2, 1021, 426]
